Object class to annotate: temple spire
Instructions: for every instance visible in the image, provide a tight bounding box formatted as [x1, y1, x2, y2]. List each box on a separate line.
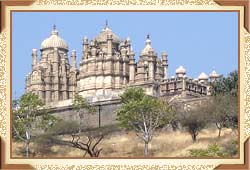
[145, 33, 151, 45]
[53, 24, 56, 31]
[51, 24, 58, 35]
[105, 20, 108, 28]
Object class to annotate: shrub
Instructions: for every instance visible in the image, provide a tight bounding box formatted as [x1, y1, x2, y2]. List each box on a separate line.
[189, 143, 229, 157]
[130, 145, 145, 157]
[34, 134, 56, 156]
[48, 120, 79, 135]
[102, 145, 115, 155]
[224, 139, 238, 156]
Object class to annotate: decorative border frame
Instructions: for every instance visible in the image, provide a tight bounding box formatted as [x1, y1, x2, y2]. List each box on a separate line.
[0, 0, 249, 169]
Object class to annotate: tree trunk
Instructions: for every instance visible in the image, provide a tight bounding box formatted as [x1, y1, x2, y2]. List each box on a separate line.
[25, 141, 29, 157]
[25, 129, 31, 157]
[191, 133, 197, 142]
[79, 112, 83, 133]
[216, 123, 222, 138]
[218, 128, 222, 138]
[79, 120, 82, 133]
[144, 142, 149, 156]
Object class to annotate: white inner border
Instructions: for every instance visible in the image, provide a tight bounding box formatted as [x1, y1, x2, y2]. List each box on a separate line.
[4, 4, 246, 168]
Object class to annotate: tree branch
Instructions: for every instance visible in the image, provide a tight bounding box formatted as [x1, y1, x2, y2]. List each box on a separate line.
[92, 135, 104, 151]
[12, 125, 26, 142]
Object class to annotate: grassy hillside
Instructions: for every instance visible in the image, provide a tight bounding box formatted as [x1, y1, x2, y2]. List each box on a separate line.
[12, 126, 238, 158]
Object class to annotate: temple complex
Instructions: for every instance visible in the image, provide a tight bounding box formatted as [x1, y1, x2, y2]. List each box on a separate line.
[25, 23, 220, 108]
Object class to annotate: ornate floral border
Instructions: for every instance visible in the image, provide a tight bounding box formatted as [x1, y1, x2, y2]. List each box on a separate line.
[0, 30, 7, 138]
[244, 30, 250, 139]
[36, 0, 217, 6]
[34, 164, 216, 170]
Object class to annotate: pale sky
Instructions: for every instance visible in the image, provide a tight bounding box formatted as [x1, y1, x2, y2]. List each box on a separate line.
[12, 12, 238, 99]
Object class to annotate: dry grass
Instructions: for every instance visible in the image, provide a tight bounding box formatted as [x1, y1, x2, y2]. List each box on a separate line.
[12, 127, 237, 158]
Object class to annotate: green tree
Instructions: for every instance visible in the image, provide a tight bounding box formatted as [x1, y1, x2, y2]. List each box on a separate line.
[209, 70, 238, 134]
[12, 92, 57, 157]
[208, 94, 238, 137]
[116, 87, 173, 156]
[73, 94, 95, 133]
[211, 70, 238, 97]
[179, 103, 208, 142]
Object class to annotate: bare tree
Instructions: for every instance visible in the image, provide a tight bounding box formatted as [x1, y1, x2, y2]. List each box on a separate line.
[55, 134, 104, 157]
[34, 119, 103, 157]
[70, 134, 103, 157]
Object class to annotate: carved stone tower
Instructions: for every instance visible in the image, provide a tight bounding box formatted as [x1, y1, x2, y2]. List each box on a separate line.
[25, 25, 78, 105]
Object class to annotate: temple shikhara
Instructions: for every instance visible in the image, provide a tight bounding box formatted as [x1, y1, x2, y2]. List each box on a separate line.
[25, 23, 220, 109]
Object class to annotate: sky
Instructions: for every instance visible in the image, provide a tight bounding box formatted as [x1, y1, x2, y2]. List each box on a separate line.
[12, 12, 238, 99]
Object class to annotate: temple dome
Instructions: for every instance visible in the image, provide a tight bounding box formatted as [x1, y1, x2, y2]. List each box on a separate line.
[193, 78, 199, 82]
[141, 34, 155, 55]
[94, 25, 120, 44]
[209, 70, 219, 78]
[175, 66, 186, 74]
[161, 51, 167, 56]
[198, 72, 208, 80]
[41, 25, 68, 50]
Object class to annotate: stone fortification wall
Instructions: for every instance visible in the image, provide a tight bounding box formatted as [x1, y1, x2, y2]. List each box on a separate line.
[48, 96, 209, 130]
[49, 99, 121, 129]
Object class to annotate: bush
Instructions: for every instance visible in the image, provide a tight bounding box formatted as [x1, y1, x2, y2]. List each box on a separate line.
[189, 136, 238, 158]
[34, 134, 56, 156]
[189, 143, 230, 157]
[48, 120, 79, 135]
[102, 145, 115, 155]
[224, 139, 238, 156]
[130, 145, 145, 157]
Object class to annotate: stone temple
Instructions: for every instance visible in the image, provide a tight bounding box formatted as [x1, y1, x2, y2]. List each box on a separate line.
[25, 23, 220, 127]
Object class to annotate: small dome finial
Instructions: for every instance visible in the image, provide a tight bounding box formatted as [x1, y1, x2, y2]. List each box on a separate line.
[53, 24, 56, 31]
[145, 33, 151, 45]
[51, 24, 58, 35]
[83, 35, 88, 40]
[127, 36, 130, 42]
[105, 20, 108, 28]
[71, 49, 76, 56]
